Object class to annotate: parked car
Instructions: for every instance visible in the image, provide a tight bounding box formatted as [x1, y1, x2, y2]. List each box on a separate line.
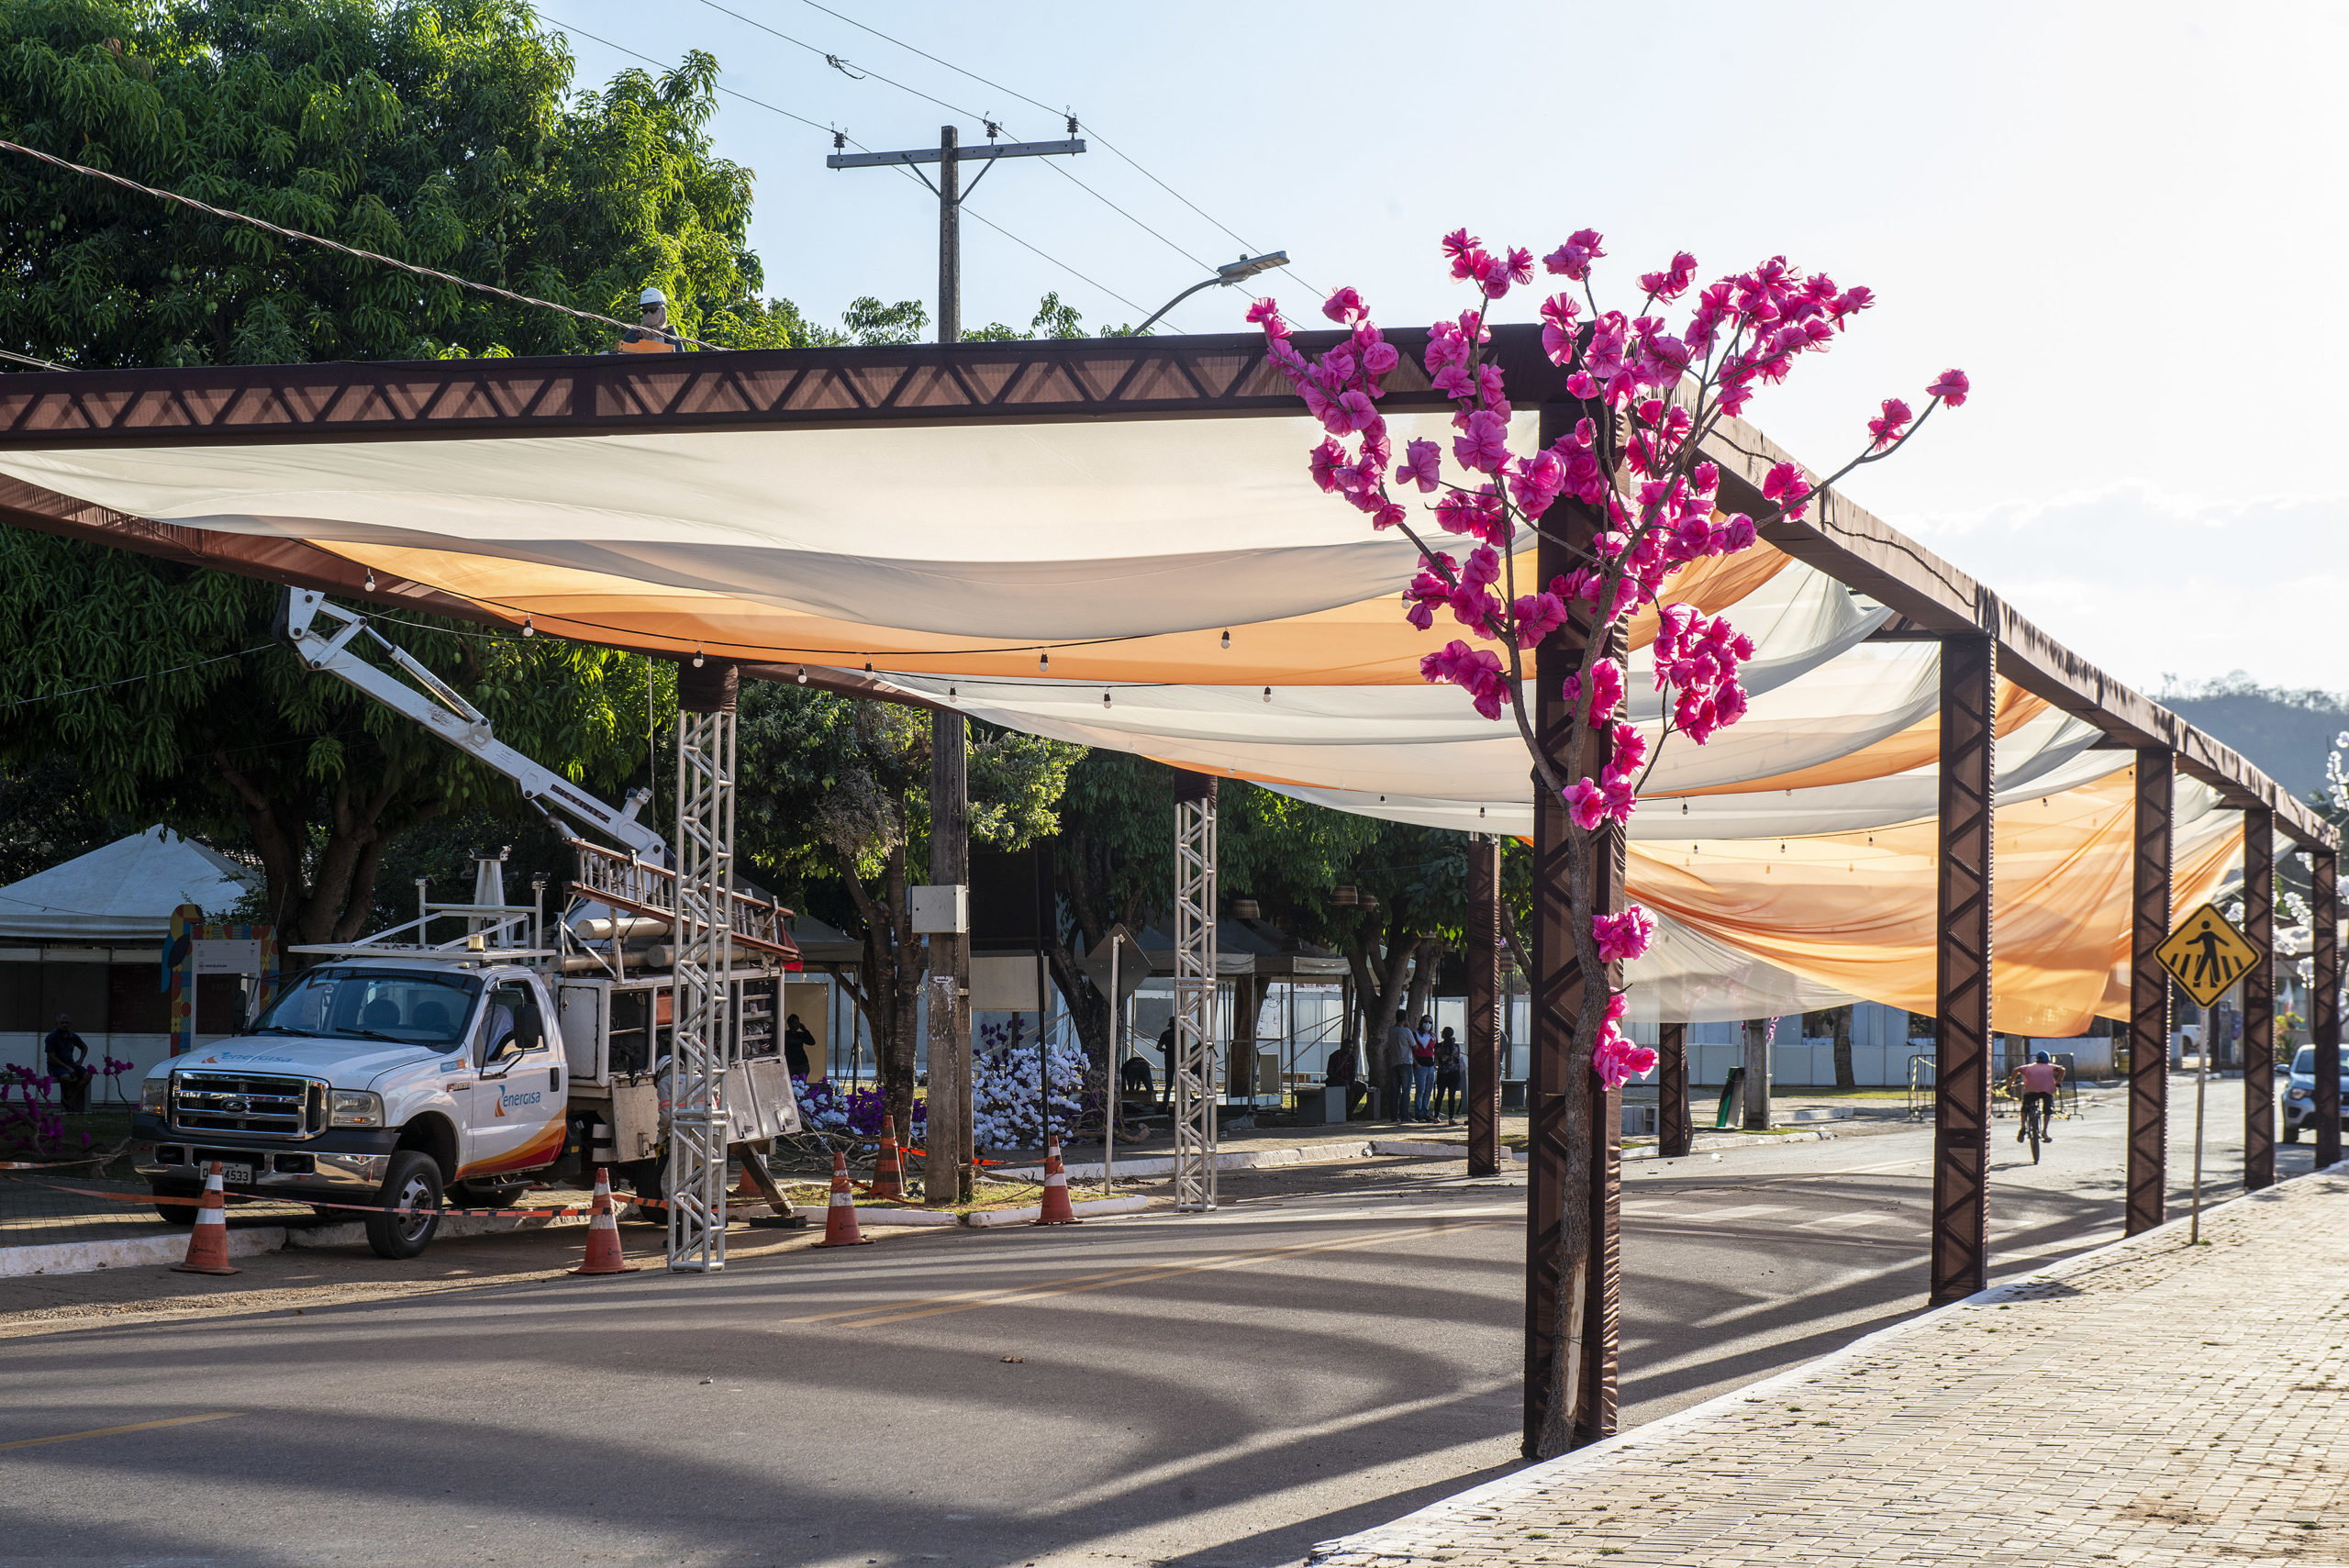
[2280, 1045, 2349, 1143]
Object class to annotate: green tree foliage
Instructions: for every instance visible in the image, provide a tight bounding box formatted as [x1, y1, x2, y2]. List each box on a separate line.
[0, 536, 657, 951]
[0, 0, 806, 363]
[734, 685, 1079, 1131]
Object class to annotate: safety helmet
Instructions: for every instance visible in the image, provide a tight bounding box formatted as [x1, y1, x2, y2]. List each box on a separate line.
[2034, 1051, 2051, 1064]
[639, 287, 667, 307]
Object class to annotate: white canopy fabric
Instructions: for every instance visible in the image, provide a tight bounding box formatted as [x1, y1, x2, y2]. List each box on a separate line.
[0, 407, 2237, 1032]
[0, 827, 257, 941]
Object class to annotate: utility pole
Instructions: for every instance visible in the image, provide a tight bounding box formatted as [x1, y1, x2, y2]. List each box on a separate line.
[828, 124, 1086, 343]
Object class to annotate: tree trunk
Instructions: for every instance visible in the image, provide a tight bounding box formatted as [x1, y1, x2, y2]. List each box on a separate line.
[1831, 1005, 1854, 1088]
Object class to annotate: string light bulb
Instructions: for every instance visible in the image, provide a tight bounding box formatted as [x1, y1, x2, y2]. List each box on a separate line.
[692, 645, 704, 668]
[521, 616, 534, 638]
[1039, 651, 1050, 673]
[796, 666, 808, 684]
[363, 571, 376, 592]
[948, 684, 957, 698]
[1262, 686, 1272, 703]
[1220, 629, 1231, 650]
[1102, 689, 1112, 708]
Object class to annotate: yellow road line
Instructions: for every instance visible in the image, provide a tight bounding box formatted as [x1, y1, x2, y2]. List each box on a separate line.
[0, 1412, 239, 1452]
[832, 1221, 1501, 1329]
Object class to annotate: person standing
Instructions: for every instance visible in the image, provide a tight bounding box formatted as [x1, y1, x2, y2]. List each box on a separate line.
[1411, 1015, 1439, 1122]
[783, 1012, 816, 1079]
[44, 1013, 91, 1115]
[1383, 1009, 1418, 1122]
[1432, 1026, 1464, 1124]
[610, 287, 687, 354]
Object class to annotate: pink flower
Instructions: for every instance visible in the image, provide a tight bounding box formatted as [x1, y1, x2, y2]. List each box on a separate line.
[1592, 1022, 1657, 1089]
[1420, 639, 1509, 719]
[1513, 591, 1568, 650]
[1638, 250, 1698, 302]
[1561, 777, 1608, 831]
[1609, 720, 1647, 776]
[1507, 450, 1564, 517]
[1246, 297, 1290, 338]
[1361, 339, 1400, 377]
[1592, 905, 1655, 964]
[1867, 396, 1913, 450]
[1452, 409, 1510, 473]
[1308, 439, 1345, 493]
[1762, 461, 1811, 520]
[1321, 286, 1367, 325]
[1395, 438, 1442, 493]
[1442, 228, 1482, 281]
[1927, 368, 1969, 406]
[1560, 655, 1626, 723]
[1544, 228, 1606, 281]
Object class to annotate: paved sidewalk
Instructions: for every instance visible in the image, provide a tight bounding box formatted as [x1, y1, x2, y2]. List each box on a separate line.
[1309, 1163, 2349, 1567]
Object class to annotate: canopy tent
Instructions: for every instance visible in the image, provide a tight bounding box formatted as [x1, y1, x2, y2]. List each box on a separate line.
[0, 827, 256, 942]
[0, 333, 2314, 1036]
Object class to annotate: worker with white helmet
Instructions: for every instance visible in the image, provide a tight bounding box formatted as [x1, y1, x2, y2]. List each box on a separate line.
[611, 286, 686, 354]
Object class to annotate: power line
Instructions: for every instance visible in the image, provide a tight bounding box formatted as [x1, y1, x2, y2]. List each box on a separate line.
[0, 646, 270, 709]
[788, 0, 1319, 295]
[680, 0, 1257, 295]
[555, 17, 1147, 320]
[0, 138, 730, 350]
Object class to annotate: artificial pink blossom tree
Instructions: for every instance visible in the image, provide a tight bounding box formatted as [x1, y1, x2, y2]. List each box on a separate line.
[1251, 233, 1963, 1453]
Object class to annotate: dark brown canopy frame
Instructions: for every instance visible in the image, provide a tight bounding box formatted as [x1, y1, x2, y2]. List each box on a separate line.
[0, 330, 2332, 1456]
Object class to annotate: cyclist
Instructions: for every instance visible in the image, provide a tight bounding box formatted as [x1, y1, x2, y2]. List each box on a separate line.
[2009, 1051, 2065, 1143]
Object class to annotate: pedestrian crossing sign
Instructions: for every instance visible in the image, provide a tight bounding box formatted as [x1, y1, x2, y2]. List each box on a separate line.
[2155, 903, 2265, 1007]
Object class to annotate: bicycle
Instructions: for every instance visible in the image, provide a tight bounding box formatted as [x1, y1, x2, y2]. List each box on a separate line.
[2017, 1091, 2050, 1164]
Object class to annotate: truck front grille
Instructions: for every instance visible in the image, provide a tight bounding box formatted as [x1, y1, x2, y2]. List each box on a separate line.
[171, 1073, 326, 1140]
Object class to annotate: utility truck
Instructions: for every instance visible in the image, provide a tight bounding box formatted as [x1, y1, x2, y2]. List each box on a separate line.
[129, 592, 802, 1258]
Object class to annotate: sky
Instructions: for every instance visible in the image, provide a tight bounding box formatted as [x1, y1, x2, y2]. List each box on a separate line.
[548, 0, 2346, 695]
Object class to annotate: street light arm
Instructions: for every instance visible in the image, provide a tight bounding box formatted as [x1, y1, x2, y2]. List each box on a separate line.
[1130, 250, 1290, 336]
[1131, 274, 1230, 336]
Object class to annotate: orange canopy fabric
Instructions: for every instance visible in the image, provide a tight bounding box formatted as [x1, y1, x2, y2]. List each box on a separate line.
[1629, 768, 2241, 1035]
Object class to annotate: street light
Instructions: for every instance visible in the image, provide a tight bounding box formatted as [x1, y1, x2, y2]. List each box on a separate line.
[1131, 250, 1289, 335]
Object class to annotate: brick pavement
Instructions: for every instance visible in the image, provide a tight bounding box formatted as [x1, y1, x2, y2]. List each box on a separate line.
[1308, 1164, 2349, 1568]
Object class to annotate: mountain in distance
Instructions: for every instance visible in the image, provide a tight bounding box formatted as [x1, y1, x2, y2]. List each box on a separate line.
[2159, 673, 2348, 804]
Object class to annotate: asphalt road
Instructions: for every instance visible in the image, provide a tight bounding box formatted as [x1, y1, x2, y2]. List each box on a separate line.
[0, 1076, 2302, 1568]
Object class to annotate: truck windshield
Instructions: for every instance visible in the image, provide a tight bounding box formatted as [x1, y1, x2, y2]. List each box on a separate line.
[252, 967, 484, 1049]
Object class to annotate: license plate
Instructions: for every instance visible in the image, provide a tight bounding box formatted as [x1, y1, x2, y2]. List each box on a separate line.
[221, 1163, 255, 1186]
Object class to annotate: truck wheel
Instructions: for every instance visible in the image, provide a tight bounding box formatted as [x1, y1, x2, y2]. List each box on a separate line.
[629, 1168, 667, 1224]
[2284, 1122, 2301, 1144]
[151, 1184, 198, 1226]
[366, 1151, 444, 1260]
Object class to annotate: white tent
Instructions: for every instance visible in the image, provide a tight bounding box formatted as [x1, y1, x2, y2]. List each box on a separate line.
[0, 828, 256, 942]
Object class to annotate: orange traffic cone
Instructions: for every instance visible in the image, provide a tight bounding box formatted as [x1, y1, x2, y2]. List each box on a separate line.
[867, 1124, 906, 1202]
[172, 1161, 239, 1275]
[570, 1167, 640, 1276]
[1034, 1133, 1080, 1226]
[815, 1150, 872, 1248]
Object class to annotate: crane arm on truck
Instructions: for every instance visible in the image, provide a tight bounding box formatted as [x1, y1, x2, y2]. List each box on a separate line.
[276, 588, 800, 962]
[276, 587, 670, 866]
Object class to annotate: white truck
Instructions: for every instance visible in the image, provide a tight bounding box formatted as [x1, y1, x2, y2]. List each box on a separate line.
[128, 593, 803, 1257]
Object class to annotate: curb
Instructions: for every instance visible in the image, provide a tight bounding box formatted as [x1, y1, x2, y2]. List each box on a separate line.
[1300, 1156, 2349, 1565]
[0, 1224, 291, 1277]
[962, 1195, 1152, 1229]
[995, 1140, 1371, 1182]
[849, 1207, 961, 1229]
[285, 1210, 594, 1250]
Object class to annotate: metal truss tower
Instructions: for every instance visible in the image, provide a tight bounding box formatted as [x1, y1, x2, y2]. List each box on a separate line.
[669, 663, 738, 1272]
[1173, 773, 1219, 1211]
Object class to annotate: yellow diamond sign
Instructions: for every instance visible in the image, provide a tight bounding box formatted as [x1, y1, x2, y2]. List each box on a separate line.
[2154, 903, 2266, 1008]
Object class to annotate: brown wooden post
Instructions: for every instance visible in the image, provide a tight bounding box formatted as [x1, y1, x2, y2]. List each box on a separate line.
[2314, 847, 2340, 1170]
[1657, 1022, 1690, 1158]
[1929, 634, 1996, 1305]
[2242, 809, 2275, 1191]
[1467, 836, 1503, 1177]
[2126, 750, 2174, 1234]
[1524, 406, 1620, 1459]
